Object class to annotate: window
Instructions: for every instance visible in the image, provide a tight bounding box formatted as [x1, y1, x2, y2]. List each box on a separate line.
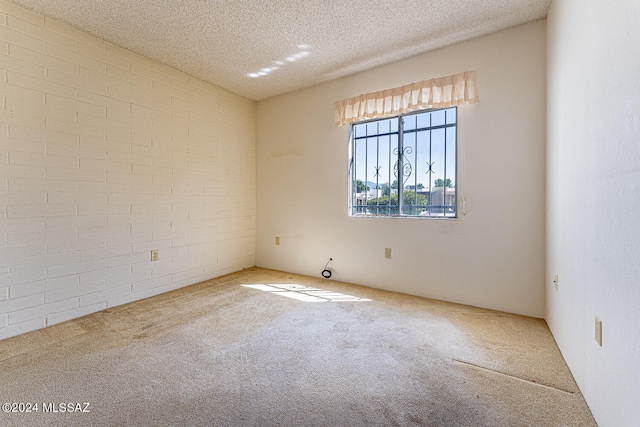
[349, 107, 457, 218]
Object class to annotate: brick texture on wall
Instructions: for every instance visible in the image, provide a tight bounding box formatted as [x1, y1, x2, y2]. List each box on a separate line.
[0, 0, 256, 340]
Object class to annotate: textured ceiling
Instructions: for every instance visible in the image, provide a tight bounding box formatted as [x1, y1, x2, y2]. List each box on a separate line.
[7, 0, 552, 101]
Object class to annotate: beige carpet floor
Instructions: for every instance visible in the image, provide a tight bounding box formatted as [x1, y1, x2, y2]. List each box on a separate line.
[0, 267, 596, 426]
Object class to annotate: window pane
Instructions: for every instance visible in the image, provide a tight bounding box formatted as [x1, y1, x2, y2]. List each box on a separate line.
[378, 119, 390, 135]
[446, 107, 456, 124]
[350, 108, 455, 218]
[401, 131, 418, 215]
[404, 114, 417, 131]
[390, 118, 399, 133]
[415, 129, 430, 216]
[353, 136, 367, 214]
[417, 111, 430, 129]
[430, 128, 445, 216]
[444, 126, 457, 217]
[431, 109, 445, 127]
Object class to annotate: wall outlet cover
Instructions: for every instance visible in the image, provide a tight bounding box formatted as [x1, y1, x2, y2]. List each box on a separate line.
[595, 316, 602, 347]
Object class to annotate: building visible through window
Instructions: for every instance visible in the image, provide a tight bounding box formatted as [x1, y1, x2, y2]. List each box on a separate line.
[350, 107, 457, 218]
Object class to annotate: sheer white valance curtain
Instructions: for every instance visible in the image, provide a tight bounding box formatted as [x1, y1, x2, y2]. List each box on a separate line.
[334, 71, 479, 127]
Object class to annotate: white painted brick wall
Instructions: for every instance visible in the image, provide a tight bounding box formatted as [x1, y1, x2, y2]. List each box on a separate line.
[0, 0, 256, 341]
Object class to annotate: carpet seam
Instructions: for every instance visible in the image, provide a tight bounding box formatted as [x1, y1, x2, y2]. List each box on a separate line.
[452, 359, 576, 395]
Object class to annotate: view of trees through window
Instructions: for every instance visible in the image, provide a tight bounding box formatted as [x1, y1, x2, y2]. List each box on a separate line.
[350, 108, 457, 217]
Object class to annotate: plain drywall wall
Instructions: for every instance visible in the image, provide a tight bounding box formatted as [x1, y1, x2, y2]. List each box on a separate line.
[0, 0, 256, 340]
[546, 0, 640, 425]
[256, 21, 546, 317]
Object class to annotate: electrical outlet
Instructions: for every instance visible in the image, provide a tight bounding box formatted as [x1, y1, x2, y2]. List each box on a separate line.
[275, 236, 280, 246]
[553, 274, 558, 291]
[384, 248, 392, 259]
[595, 317, 602, 346]
[151, 250, 159, 261]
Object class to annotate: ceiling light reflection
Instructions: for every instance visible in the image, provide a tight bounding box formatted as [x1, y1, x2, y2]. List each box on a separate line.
[246, 45, 312, 78]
